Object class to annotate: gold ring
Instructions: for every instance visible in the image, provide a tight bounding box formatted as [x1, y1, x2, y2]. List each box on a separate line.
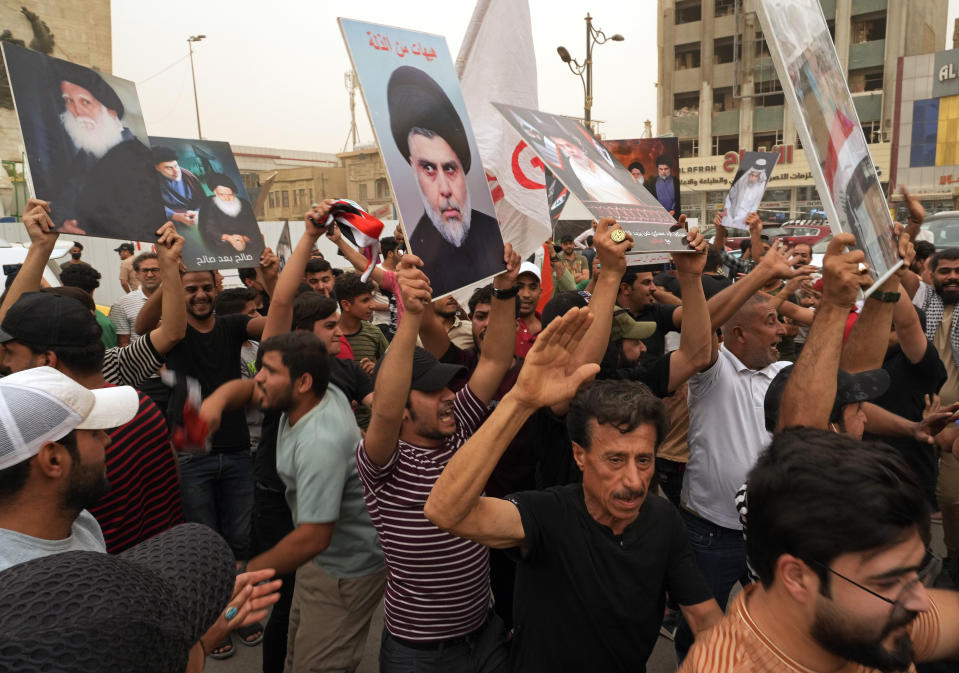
[610, 229, 627, 243]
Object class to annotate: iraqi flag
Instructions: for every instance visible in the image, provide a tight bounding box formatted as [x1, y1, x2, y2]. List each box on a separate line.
[326, 199, 384, 281]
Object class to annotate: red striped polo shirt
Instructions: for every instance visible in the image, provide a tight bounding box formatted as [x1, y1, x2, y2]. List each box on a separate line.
[88, 389, 183, 553]
[356, 385, 492, 641]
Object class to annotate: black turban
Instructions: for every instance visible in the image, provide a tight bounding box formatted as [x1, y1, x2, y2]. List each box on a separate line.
[387, 66, 470, 174]
[655, 155, 670, 167]
[151, 146, 178, 164]
[206, 173, 237, 193]
[53, 59, 125, 119]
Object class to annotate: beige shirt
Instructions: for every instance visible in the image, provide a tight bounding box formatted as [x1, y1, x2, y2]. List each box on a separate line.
[934, 305, 959, 406]
[119, 256, 139, 292]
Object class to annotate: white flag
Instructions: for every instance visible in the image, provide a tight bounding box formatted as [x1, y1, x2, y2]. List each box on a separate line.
[457, 0, 551, 260]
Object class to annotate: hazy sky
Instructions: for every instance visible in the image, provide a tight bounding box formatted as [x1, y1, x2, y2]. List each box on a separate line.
[111, 0, 657, 153]
[113, 0, 959, 155]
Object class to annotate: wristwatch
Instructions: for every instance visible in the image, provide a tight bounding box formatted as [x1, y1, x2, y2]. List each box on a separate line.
[868, 290, 901, 303]
[492, 285, 520, 300]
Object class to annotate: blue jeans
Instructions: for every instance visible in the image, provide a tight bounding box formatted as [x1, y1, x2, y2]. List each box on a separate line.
[178, 451, 254, 559]
[674, 509, 750, 663]
[380, 612, 509, 673]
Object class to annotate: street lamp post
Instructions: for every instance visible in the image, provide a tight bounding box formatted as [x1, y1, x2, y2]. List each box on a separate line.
[557, 14, 623, 133]
[187, 34, 206, 139]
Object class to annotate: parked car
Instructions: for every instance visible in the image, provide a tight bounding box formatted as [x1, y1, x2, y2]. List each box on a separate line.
[780, 220, 831, 247]
[724, 226, 791, 252]
[920, 211, 959, 249]
[0, 236, 70, 290]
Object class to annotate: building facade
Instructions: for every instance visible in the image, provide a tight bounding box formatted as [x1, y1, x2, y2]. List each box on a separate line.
[657, 0, 947, 224]
[258, 165, 347, 220]
[891, 48, 959, 212]
[336, 144, 398, 221]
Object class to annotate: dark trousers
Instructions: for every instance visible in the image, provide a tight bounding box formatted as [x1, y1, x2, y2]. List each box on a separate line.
[178, 451, 254, 559]
[655, 458, 685, 508]
[380, 611, 509, 673]
[674, 509, 750, 663]
[252, 484, 296, 673]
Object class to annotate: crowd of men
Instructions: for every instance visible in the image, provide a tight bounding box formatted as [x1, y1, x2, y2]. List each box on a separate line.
[3, 187, 959, 673]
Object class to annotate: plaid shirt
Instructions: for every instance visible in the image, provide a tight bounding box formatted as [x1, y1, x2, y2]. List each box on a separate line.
[720, 250, 757, 277]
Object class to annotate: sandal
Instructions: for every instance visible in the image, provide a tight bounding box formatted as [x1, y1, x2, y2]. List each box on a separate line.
[236, 621, 264, 647]
[209, 634, 234, 659]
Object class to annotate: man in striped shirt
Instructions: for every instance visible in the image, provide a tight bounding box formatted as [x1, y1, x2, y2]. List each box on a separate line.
[682, 429, 959, 673]
[357, 247, 518, 672]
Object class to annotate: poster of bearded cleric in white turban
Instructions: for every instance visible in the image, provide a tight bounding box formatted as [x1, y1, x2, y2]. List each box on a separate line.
[720, 151, 779, 230]
[340, 19, 505, 297]
[148, 137, 264, 270]
[495, 103, 689, 254]
[2, 43, 164, 241]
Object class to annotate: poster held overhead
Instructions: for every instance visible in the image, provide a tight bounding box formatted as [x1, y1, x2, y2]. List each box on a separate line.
[340, 18, 505, 298]
[2, 43, 165, 242]
[603, 137, 682, 219]
[720, 151, 780, 230]
[148, 137, 264, 270]
[756, 0, 899, 289]
[495, 102, 689, 256]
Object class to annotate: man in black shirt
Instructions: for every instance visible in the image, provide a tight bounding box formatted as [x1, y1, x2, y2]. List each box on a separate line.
[617, 268, 678, 358]
[425, 306, 721, 673]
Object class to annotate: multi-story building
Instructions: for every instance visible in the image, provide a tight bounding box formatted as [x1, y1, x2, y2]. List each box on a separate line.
[336, 143, 398, 221]
[657, 0, 947, 223]
[258, 165, 347, 220]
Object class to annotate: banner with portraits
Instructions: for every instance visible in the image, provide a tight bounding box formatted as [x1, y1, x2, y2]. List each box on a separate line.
[147, 137, 263, 270]
[603, 137, 682, 219]
[757, 0, 899, 286]
[3, 43, 165, 242]
[340, 18, 505, 297]
[495, 103, 689, 254]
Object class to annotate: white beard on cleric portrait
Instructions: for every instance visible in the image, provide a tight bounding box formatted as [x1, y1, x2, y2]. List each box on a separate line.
[60, 106, 125, 160]
[213, 195, 243, 218]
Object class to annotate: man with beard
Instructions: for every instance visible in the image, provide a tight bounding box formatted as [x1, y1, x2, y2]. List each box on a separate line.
[198, 174, 259, 254]
[0, 366, 139, 570]
[152, 146, 205, 228]
[681, 427, 959, 673]
[387, 65, 505, 296]
[48, 61, 163, 240]
[722, 159, 769, 230]
[645, 155, 681, 218]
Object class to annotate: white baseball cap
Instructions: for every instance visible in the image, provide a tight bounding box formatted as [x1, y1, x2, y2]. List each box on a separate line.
[0, 367, 139, 470]
[518, 261, 541, 282]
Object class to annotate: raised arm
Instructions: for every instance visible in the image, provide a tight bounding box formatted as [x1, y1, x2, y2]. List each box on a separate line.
[710, 211, 728, 253]
[777, 234, 871, 431]
[144, 223, 188, 355]
[0, 199, 59, 320]
[262, 202, 333, 341]
[468, 244, 521, 404]
[667, 229, 712, 389]
[892, 283, 930, 364]
[362, 255, 432, 467]
[418, 302, 453, 359]
[425, 307, 598, 549]
[326, 221, 385, 286]
[840, 227, 914, 373]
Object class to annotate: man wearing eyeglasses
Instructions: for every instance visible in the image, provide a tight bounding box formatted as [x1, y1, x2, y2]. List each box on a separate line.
[109, 252, 162, 347]
[681, 428, 959, 673]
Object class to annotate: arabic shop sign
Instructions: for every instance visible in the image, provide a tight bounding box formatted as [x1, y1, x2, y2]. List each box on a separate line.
[933, 49, 959, 98]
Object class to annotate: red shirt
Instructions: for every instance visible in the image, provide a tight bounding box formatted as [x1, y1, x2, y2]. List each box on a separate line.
[515, 312, 542, 358]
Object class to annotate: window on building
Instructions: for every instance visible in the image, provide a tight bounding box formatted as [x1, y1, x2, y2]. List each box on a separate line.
[715, 0, 737, 17]
[675, 0, 701, 24]
[848, 67, 884, 93]
[714, 37, 735, 64]
[713, 87, 735, 113]
[299, 188, 306, 205]
[292, 189, 297, 207]
[281, 191, 290, 208]
[268, 192, 275, 209]
[827, 20, 836, 40]
[309, 188, 314, 204]
[375, 178, 390, 198]
[359, 183, 368, 200]
[675, 42, 701, 70]
[679, 139, 699, 158]
[753, 131, 782, 151]
[852, 12, 886, 44]
[713, 134, 739, 155]
[755, 31, 770, 57]
[674, 91, 700, 114]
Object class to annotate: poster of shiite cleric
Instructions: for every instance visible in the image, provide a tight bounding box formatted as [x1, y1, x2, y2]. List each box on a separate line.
[340, 19, 505, 297]
[720, 151, 779, 230]
[148, 137, 264, 270]
[2, 43, 165, 241]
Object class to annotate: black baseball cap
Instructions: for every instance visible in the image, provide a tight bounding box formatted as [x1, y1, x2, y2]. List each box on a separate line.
[0, 292, 101, 347]
[374, 347, 465, 392]
[114, 242, 134, 253]
[764, 365, 890, 432]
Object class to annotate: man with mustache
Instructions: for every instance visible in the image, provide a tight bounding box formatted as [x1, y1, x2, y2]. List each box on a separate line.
[47, 60, 164, 240]
[681, 428, 959, 673]
[388, 65, 505, 297]
[152, 146, 204, 228]
[424, 309, 722, 673]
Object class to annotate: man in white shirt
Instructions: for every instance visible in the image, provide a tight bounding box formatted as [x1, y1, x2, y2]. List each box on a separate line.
[109, 251, 161, 346]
